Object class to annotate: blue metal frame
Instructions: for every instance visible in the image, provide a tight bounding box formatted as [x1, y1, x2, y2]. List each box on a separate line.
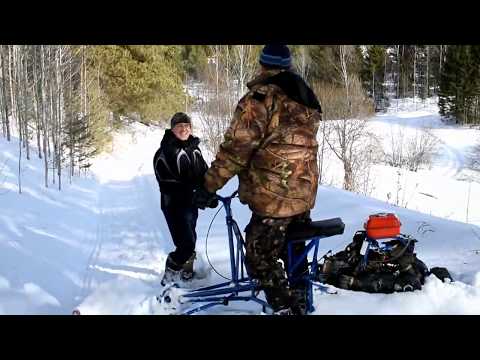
[286, 237, 324, 313]
[160, 191, 337, 315]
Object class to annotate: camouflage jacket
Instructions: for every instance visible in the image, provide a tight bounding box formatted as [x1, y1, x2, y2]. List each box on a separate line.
[204, 69, 322, 218]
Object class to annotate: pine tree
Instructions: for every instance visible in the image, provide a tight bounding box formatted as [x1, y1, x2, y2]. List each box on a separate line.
[359, 45, 388, 110]
[89, 45, 185, 125]
[439, 45, 480, 124]
[180, 45, 208, 80]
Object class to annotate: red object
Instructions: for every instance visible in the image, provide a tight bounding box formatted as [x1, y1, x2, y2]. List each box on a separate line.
[364, 213, 401, 239]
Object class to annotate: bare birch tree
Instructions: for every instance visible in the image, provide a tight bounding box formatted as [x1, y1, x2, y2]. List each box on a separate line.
[40, 45, 49, 187]
[0, 45, 11, 141]
[293, 45, 310, 81]
[32, 46, 42, 159]
[322, 45, 376, 192]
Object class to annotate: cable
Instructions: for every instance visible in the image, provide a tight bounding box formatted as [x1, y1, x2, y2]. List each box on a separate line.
[205, 204, 231, 281]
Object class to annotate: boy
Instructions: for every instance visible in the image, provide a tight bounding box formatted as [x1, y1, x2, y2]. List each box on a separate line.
[154, 112, 216, 284]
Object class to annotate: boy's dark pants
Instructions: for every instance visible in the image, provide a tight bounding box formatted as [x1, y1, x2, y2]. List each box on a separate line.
[161, 193, 198, 269]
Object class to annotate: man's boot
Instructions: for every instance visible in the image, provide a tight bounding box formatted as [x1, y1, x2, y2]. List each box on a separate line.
[290, 287, 308, 315]
[264, 287, 298, 315]
[272, 307, 293, 315]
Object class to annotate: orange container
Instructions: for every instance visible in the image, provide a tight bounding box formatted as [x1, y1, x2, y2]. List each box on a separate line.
[364, 213, 401, 239]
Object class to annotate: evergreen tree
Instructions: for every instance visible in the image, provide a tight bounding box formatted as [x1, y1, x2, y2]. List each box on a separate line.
[359, 45, 388, 110]
[307, 45, 362, 86]
[180, 45, 208, 80]
[439, 45, 480, 124]
[89, 45, 185, 125]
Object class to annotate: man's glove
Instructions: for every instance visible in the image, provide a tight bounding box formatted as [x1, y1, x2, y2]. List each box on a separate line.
[193, 187, 218, 209]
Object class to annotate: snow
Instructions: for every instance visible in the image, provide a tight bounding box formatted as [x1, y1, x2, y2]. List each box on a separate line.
[1, 97, 480, 315]
[322, 97, 480, 226]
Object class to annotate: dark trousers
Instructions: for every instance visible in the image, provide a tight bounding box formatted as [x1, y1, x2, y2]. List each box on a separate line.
[161, 193, 198, 268]
[244, 212, 309, 312]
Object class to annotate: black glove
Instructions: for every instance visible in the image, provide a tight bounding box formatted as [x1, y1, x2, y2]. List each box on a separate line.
[193, 187, 218, 209]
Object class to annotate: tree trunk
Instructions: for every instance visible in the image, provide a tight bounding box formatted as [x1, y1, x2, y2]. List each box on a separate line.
[413, 45, 417, 110]
[50, 59, 56, 186]
[215, 45, 220, 122]
[12, 46, 22, 194]
[82, 45, 88, 175]
[426, 45, 430, 98]
[402, 45, 406, 99]
[384, 47, 387, 100]
[239, 45, 244, 97]
[396, 45, 400, 111]
[439, 45, 444, 78]
[0, 46, 6, 139]
[13, 46, 24, 146]
[14, 47, 24, 147]
[56, 46, 63, 191]
[339, 46, 353, 191]
[41, 45, 48, 187]
[22, 46, 30, 160]
[18, 117, 22, 194]
[225, 46, 233, 120]
[0, 65, 3, 138]
[69, 48, 74, 182]
[0, 46, 10, 141]
[33, 46, 42, 159]
[372, 70, 375, 105]
[343, 160, 353, 191]
[9, 45, 17, 139]
[301, 46, 308, 80]
[184, 72, 188, 113]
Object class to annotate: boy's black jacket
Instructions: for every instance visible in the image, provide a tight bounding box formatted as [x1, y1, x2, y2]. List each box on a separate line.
[153, 129, 208, 198]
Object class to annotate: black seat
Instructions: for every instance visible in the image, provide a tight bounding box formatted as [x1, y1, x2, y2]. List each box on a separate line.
[286, 218, 345, 241]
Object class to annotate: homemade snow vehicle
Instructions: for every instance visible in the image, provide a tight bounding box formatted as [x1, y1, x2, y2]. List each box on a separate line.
[156, 190, 345, 315]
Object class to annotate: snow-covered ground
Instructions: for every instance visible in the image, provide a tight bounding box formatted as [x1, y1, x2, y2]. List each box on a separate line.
[1, 98, 480, 315]
[321, 98, 480, 226]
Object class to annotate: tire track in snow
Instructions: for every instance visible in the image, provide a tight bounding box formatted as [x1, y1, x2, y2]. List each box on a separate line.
[131, 168, 160, 263]
[135, 173, 168, 249]
[431, 131, 465, 178]
[129, 162, 171, 284]
[78, 183, 106, 302]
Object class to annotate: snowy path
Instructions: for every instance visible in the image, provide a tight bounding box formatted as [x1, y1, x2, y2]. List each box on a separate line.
[72, 125, 265, 314]
[74, 131, 172, 314]
[432, 133, 465, 178]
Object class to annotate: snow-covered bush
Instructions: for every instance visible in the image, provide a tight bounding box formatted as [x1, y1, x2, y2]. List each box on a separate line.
[384, 126, 439, 172]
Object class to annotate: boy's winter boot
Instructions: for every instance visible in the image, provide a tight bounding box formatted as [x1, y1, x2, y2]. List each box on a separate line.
[161, 254, 183, 286]
[180, 252, 196, 281]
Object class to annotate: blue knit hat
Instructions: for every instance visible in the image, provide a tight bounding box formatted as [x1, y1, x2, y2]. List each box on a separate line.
[259, 45, 291, 69]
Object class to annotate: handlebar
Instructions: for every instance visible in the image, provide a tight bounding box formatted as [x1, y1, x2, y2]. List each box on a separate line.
[216, 190, 238, 204]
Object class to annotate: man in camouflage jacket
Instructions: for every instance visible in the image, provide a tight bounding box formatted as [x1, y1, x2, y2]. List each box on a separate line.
[195, 45, 322, 314]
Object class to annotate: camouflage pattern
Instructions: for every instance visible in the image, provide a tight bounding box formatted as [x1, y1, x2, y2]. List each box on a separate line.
[244, 212, 309, 313]
[204, 69, 322, 218]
